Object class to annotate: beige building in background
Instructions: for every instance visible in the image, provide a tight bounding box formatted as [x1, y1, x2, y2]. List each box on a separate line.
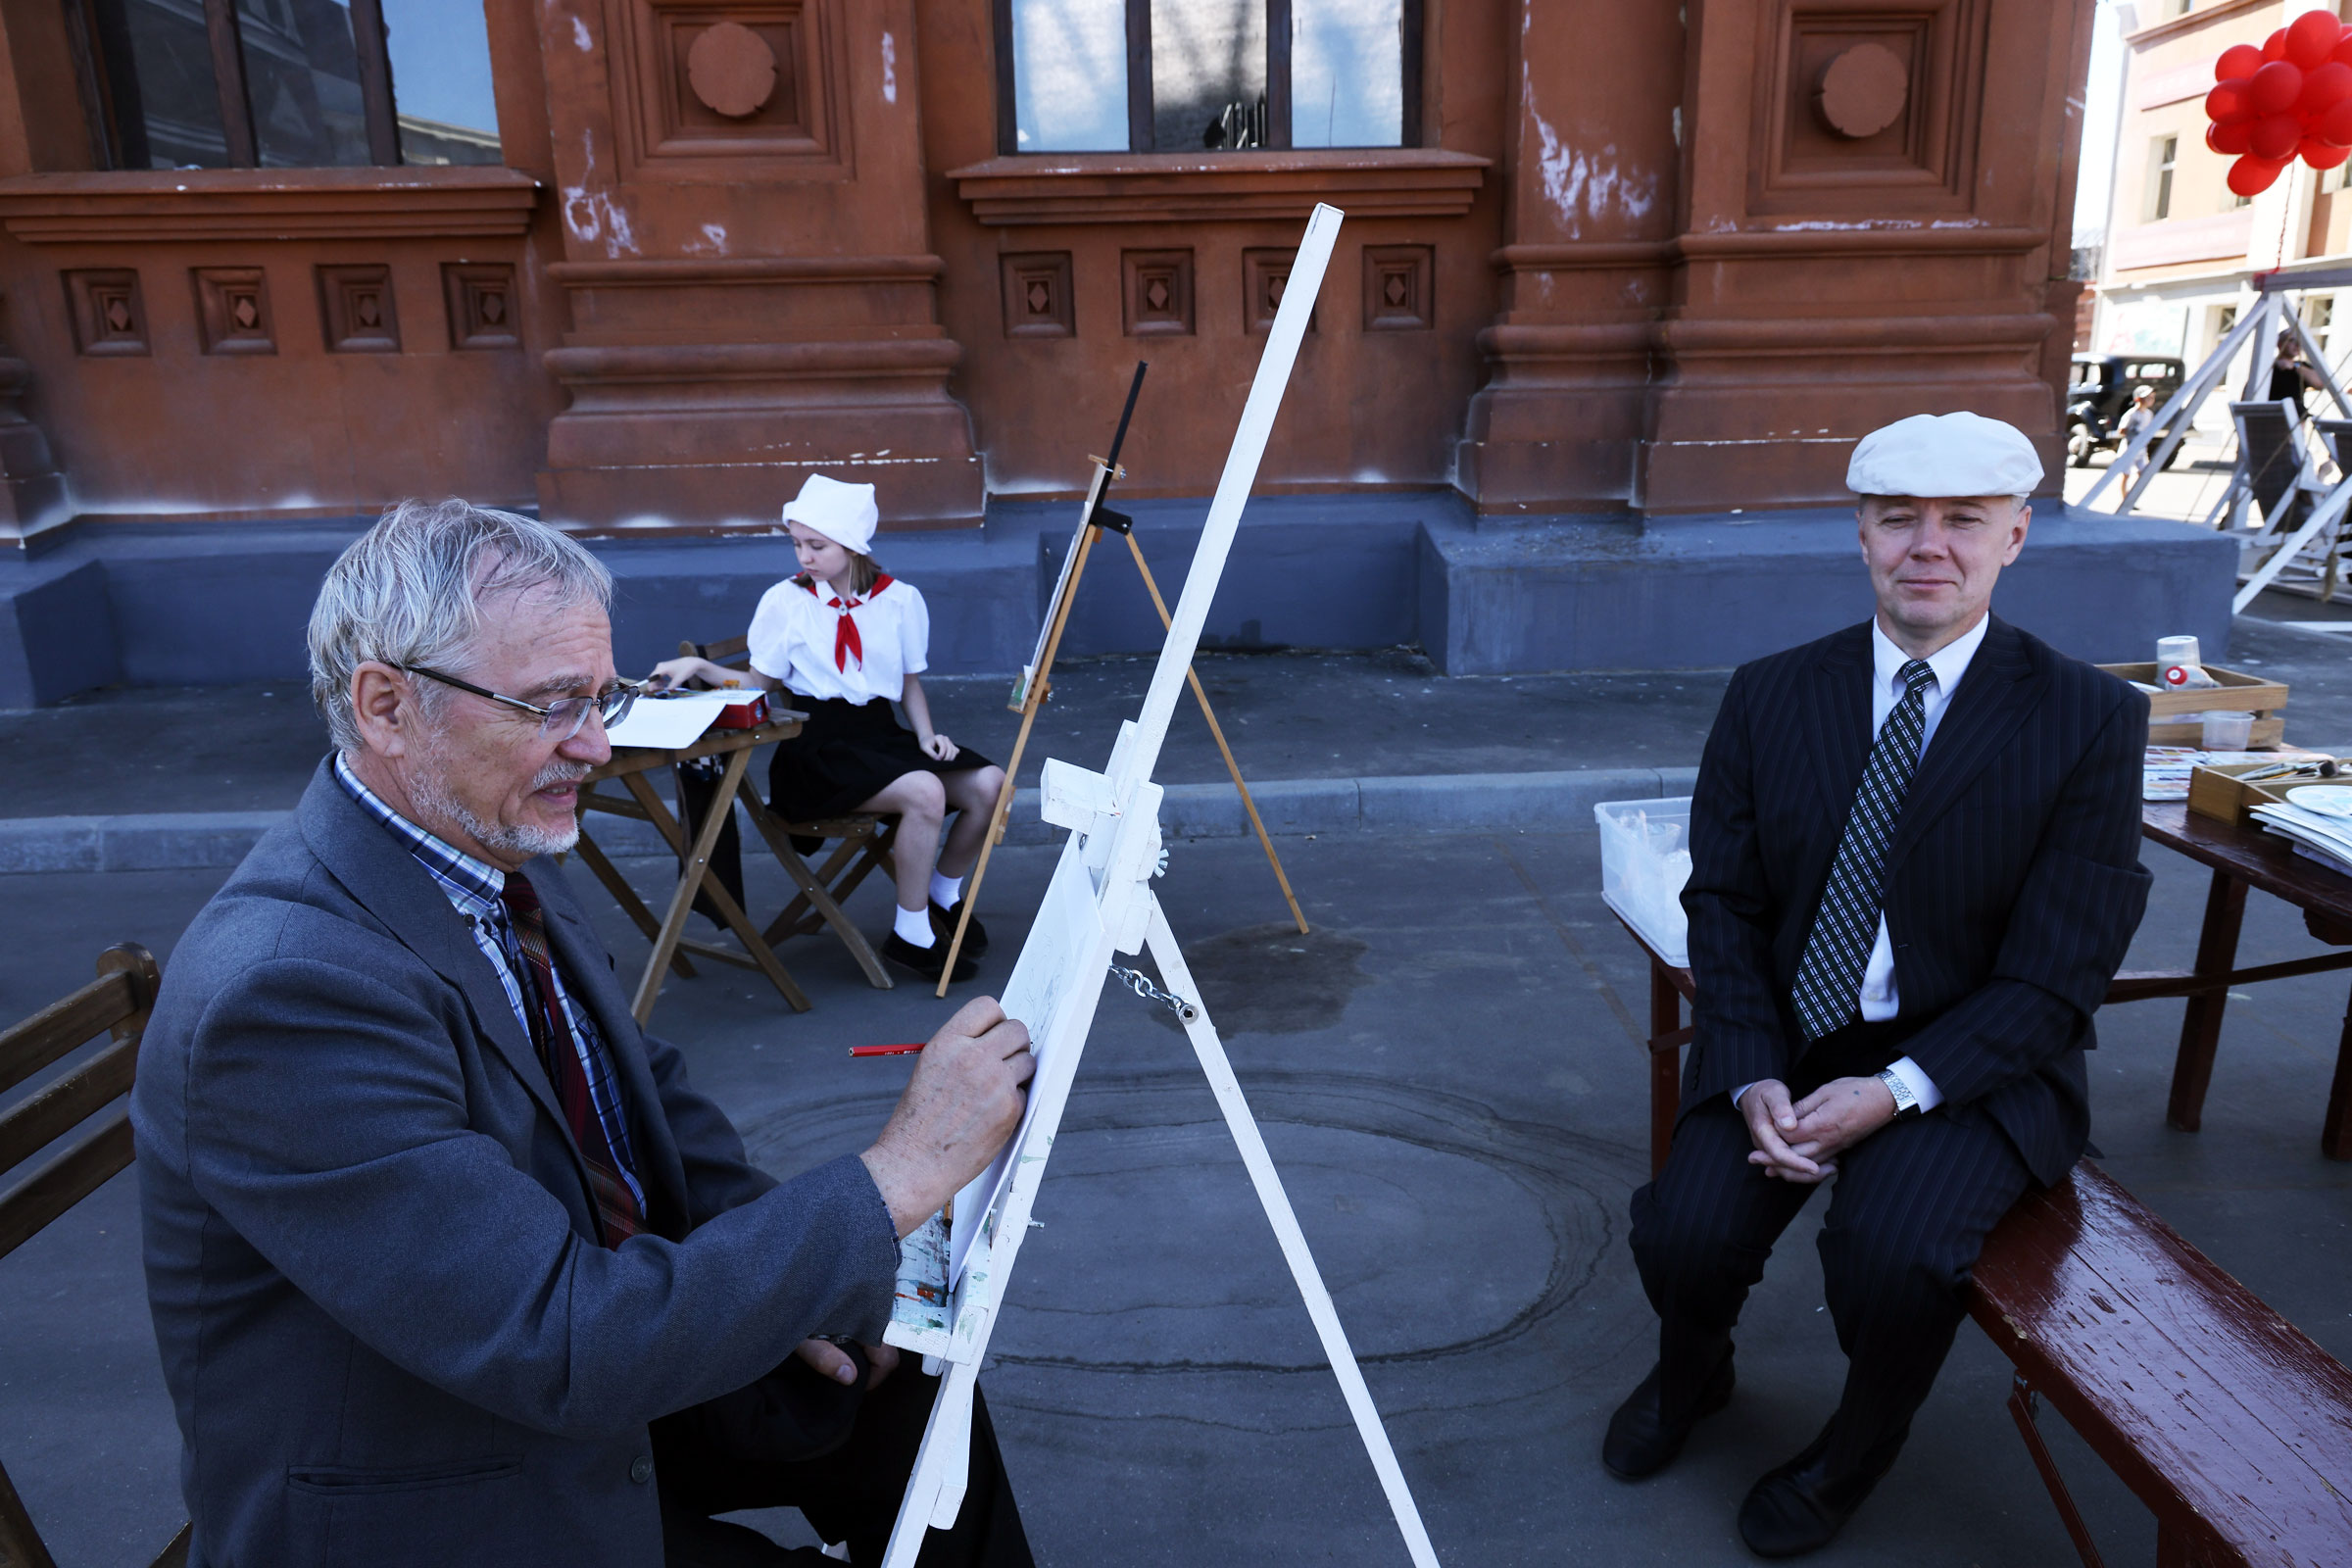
[2094, 0, 2352, 399]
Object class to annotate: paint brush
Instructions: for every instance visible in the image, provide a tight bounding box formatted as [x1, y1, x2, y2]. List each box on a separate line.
[850, 1043, 926, 1057]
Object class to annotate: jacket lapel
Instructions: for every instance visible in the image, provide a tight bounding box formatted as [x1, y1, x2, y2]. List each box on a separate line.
[296, 763, 575, 1147]
[534, 871, 693, 1238]
[1886, 617, 2044, 868]
[1802, 623, 1876, 815]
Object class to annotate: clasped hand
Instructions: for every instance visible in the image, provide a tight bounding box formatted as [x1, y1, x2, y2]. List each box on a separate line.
[1738, 1075, 1897, 1183]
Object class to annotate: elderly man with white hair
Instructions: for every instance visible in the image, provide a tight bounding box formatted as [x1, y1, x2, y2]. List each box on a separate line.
[1599, 415, 2152, 1555]
[133, 500, 1038, 1567]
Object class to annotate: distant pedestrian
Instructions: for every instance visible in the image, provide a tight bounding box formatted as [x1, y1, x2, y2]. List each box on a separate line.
[2118, 384, 2158, 484]
[2271, 329, 2325, 414]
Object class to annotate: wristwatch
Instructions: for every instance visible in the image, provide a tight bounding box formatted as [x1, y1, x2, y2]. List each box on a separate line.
[1877, 1068, 1923, 1120]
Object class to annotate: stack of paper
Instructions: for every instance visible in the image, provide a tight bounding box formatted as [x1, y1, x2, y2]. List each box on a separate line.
[605, 690, 733, 750]
[2250, 800, 2352, 877]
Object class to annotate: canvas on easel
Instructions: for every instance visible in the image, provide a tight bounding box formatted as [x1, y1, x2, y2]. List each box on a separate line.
[934, 364, 1309, 999]
[876, 203, 1442, 1568]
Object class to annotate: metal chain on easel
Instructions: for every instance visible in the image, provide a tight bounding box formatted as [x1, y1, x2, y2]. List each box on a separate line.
[1108, 963, 1198, 1023]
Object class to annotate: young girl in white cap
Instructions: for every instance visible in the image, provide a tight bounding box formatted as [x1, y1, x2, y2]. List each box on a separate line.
[649, 473, 1004, 984]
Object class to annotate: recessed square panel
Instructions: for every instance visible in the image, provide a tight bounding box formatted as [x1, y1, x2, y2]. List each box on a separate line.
[1753, 0, 1986, 213]
[318, 265, 400, 353]
[1123, 249, 1194, 337]
[192, 268, 275, 356]
[1002, 252, 1074, 338]
[444, 263, 521, 350]
[1362, 245, 1433, 331]
[1244, 248, 1317, 335]
[609, 0, 849, 179]
[64, 269, 148, 357]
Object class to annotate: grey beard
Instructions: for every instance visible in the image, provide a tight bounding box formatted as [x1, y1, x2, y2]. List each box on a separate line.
[411, 737, 586, 862]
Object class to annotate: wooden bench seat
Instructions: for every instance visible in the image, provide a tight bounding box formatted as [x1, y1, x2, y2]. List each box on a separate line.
[1970, 1160, 2352, 1567]
[0, 942, 188, 1568]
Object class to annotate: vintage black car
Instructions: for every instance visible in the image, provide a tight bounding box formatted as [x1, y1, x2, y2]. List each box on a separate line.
[2067, 353, 2187, 467]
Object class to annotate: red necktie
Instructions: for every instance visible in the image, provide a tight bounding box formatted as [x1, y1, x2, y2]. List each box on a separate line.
[812, 574, 895, 672]
[499, 871, 643, 1248]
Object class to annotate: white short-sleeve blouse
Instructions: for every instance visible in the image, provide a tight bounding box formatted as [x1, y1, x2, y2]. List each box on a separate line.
[746, 574, 929, 706]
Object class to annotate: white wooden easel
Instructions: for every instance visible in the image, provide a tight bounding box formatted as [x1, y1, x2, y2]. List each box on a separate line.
[875, 203, 1442, 1568]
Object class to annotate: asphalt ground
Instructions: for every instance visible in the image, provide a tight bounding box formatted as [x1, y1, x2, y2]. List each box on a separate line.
[5, 818, 2350, 1567]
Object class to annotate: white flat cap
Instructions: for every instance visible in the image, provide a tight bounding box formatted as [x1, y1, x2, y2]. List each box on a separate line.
[782, 473, 879, 554]
[1845, 412, 2043, 499]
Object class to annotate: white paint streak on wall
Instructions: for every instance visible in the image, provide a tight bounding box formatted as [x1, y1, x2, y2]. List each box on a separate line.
[563, 186, 599, 242]
[562, 187, 639, 256]
[881, 32, 899, 104]
[572, 16, 591, 50]
[700, 223, 728, 255]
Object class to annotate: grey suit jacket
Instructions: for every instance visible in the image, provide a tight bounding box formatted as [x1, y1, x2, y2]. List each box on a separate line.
[133, 760, 900, 1567]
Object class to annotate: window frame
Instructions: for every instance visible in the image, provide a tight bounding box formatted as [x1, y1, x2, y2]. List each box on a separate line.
[66, 0, 406, 170]
[991, 0, 1425, 157]
[2147, 132, 2178, 222]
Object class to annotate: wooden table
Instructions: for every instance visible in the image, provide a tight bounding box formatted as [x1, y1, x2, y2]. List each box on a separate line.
[570, 714, 893, 1025]
[2125, 802, 2352, 1159]
[1620, 802, 2352, 1171]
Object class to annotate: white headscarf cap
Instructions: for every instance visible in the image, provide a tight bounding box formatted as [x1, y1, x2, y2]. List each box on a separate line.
[781, 473, 879, 555]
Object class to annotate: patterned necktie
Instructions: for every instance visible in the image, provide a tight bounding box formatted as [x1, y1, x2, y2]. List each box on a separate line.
[498, 871, 643, 1248]
[1790, 659, 1936, 1042]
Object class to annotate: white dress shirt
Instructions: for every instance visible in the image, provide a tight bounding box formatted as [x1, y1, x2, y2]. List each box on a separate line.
[746, 574, 930, 705]
[1737, 613, 1987, 1116]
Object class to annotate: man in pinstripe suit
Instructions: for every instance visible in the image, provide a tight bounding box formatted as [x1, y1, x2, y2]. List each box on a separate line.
[1600, 414, 2152, 1556]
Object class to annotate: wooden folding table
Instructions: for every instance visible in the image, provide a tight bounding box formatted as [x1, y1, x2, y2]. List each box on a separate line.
[570, 713, 894, 1025]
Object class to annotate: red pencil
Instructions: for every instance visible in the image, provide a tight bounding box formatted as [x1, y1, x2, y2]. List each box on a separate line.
[850, 1043, 926, 1057]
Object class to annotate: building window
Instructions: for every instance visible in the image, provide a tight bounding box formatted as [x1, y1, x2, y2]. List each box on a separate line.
[2165, 0, 2193, 18]
[73, 0, 501, 170]
[2213, 303, 2239, 354]
[1000, 0, 1423, 154]
[2146, 133, 2178, 222]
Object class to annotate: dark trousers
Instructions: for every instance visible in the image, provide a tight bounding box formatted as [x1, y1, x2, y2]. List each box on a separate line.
[657, 1365, 1033, 1568]
[1629, 1068, 2034, 1470]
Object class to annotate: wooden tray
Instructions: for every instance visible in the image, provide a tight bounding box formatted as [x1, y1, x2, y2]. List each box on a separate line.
[2188, 761, 2303, 825]
[2151, 716, 2287, 750]
[2099, 662, 2289, 718]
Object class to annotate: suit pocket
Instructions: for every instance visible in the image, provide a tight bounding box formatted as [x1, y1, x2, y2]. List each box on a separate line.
[286, 1457, 520, 1495]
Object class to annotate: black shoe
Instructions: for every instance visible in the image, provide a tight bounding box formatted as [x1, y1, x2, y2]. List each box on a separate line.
[1737, 1419, 1908, 1557]
[930, 900, 988, 957]
[1601, 1345, 1735, 1479]
[882, 931, 977, 984]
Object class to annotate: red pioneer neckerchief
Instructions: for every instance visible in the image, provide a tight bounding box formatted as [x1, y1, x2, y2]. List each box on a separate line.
[804, 573, 895, 671]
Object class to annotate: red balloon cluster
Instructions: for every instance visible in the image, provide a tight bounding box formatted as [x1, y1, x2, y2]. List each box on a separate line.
[2205, 11, 2352, 196]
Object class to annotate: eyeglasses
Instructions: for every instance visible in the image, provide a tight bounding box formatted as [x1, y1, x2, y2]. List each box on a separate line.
[400, 665, 639, 741]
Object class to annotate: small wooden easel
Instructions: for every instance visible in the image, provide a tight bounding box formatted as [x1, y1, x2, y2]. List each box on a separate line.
[937, 362, 1307, 996]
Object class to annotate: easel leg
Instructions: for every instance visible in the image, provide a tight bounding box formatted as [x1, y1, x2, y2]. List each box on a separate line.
[879, 1356, 978, 1568]
[1124, 529, 1308, 935]
[1144, 900, 1441, 1568]
[941, 510, 1111, 995]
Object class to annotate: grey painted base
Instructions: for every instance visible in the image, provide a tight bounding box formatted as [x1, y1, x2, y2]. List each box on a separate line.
[0, 495, 2235, 708]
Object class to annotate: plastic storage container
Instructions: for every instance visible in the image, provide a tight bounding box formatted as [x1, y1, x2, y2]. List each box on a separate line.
[1594, 797, 1693, 967]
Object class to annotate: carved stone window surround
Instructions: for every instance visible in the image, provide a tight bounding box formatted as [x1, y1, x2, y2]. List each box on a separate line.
[603, 0, 853, 183]
[947, 150, 1489, 226]
[0, 169, 540, 244]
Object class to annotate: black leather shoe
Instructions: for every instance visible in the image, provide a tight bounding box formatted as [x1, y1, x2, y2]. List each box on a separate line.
[1601, 1346, 1735, 1479]
[882, 932, 977, 984]
[930, 900, 987, 957]
[1737, 1420, 1908, 1557]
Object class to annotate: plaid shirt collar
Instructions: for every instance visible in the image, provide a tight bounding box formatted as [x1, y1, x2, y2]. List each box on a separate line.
[333, 755, 508, 923]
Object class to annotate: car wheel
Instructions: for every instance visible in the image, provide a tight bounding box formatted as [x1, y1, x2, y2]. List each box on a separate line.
[2067, 424, 2094, 467]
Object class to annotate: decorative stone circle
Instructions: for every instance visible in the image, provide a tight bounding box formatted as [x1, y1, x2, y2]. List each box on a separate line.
[1815, 42, 1909, 139]
[687, 22, 778, 120]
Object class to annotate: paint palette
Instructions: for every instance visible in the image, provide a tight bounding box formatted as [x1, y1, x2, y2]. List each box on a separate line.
[2286, 785, 2352, 819]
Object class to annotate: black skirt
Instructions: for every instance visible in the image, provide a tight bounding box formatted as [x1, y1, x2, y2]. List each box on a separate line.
[767, 695, 996, 823]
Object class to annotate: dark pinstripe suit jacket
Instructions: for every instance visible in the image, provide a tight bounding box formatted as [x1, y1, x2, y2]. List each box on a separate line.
[1680, 616, 2152, 1185]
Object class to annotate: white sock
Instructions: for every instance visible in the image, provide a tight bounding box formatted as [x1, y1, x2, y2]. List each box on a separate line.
[894, 905, 936, 948]
[930, 870, 963, 908]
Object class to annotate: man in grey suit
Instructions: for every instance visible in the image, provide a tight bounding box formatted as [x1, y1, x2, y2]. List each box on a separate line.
[133, 500, 1037, 1567]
